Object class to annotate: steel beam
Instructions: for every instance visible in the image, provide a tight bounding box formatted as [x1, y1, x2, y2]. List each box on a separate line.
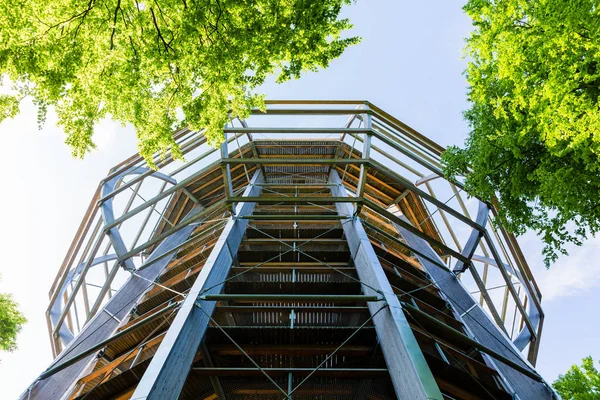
[392, 216, 554, 399]
[39, 301, 180, 380]
[238, 214, 347, 221]
[100, 166, 176, 281]
[401, 303, 543, 382]
[470, 254, 542, 351]
[370, 159, 485, 231]
[23, 209, 201, 400]
[227, 196, 359, 205]
[255, 183, 338, 187]
[103, 157, 227, 232]
[250, 108, 370, 115]
[329, 170, 443, 400]
[453, 201, 489, 274]
[448, 202, 508, 334]
[223, 127, 372, 134]
[221, 158, 369, 165]
[191, 367, 387, 374]
[131, 170, 263, 400]
[363, 198, 470, 265]
[481, 229, 537, 338]
[201, 294, 381, 302]
[49, 254, 118, 344]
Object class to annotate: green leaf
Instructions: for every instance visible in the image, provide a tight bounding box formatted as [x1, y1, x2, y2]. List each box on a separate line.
[444, 0, 600, 266]
[0, 0, 359, 165]
[553, 356, 600, 400]
[0, 291, 26, 352]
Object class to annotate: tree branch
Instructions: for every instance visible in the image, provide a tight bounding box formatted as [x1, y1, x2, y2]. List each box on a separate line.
[129, 36, 138, 58]
[150, 7, 174, 54]
[110, 0, 122, 50]
[153, 0, 176, 45]
[43, 0, 95, 37]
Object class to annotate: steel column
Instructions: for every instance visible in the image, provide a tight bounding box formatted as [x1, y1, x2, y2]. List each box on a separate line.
[131, 170, 263, 400]
[220, 132, 236, 214]
[355, 123, 371, 215]
[329, 170, 443, 400]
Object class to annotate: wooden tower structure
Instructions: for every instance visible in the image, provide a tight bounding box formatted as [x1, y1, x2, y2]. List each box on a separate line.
[22, 101, 556, 400]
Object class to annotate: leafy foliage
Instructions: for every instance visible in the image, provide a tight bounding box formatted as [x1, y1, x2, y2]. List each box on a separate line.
[0, 0, 359, 166]
[0, 292, 26, 352]
[553, 356, 600, 399]
[443, 0, 600, 265]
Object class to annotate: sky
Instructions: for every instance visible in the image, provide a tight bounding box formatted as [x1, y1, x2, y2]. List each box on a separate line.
[1, 1, 599, 398]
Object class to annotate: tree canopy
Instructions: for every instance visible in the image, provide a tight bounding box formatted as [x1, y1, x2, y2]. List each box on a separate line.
[0, 291, 26, 352]
[553, 356, 600, 399]
[0, 0, 359, 166]
[443, 0, 600, 265]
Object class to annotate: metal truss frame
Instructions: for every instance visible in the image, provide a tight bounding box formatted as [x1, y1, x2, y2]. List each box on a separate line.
[27, 100, 551, 400]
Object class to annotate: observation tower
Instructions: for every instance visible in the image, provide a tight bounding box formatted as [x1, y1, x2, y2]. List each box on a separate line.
[22, 101, 555, 399]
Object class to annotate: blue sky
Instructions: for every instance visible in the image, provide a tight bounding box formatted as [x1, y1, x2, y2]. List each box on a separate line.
[0, 1, 599, 397]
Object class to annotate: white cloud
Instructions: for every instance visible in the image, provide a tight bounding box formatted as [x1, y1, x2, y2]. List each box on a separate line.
[93, 119, 118, 150]
[534, 235, 600, 302]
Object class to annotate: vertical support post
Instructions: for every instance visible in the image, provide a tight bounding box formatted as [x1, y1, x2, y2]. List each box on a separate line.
[287, 372, 293, 400]
[355, 125, 371, 214]
[131, 170, 263, 400]
[221, 131, 236, 215]
[329, 170, 443, 400]
[450, 201, 508, 333]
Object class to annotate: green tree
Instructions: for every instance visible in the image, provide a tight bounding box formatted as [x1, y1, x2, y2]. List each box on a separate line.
[442, 0, 600, 265]
[0, 0, 359, 166]
[553, 356, 600, 399]
[0, 291, 26, 352]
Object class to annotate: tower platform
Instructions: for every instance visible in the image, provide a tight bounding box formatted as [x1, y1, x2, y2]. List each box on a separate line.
[24, 101, 554, 400]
